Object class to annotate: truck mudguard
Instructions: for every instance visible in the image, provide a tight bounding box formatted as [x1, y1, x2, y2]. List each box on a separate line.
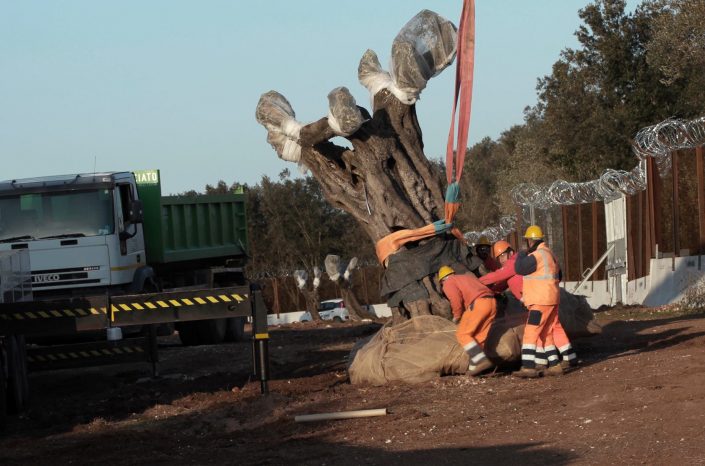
[129, 266, 156, 293]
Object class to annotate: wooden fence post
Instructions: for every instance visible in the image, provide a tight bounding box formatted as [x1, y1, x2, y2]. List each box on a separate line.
[646, 158, 657, 260]
[272, 277, 281, 317]
[562, 206, 570, 281]
[637, 190, 644, 278]
[626, 196, 633, 281]
[696, 146, 705, 270]
[672, 151, 680, 272]
[577, 204, 584, 278]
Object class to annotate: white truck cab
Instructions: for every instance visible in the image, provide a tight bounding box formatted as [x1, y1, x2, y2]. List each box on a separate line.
[0, 172, 146, 297]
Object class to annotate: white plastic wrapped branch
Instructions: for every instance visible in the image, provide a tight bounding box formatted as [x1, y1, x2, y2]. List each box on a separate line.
[343, 257, 359, 282]
[327, 87, 365, 137]
[313, 266, 322, 290]
[358, 10, 457, 106]
[325, 254, 342, 282]
[464, 215, 517, 245]
[294, 270, 308, 290]
[390, 10, 457, 102]
[255, 91, 304, 163]
[359, 49, 406, 106]
[358, 50, 390, 99]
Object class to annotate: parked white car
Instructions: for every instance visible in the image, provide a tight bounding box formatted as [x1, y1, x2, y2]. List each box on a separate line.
[299, 299, 349, 322]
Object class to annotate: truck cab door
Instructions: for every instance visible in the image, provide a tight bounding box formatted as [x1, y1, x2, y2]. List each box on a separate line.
[115, 183, 144, 257]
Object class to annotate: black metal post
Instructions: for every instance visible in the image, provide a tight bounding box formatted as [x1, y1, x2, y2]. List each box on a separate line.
[147, 325, 159, 377]
[250, 283, 270, 395]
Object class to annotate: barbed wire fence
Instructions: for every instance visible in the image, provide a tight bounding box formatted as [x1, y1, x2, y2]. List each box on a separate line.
[464, 116, 705, 245]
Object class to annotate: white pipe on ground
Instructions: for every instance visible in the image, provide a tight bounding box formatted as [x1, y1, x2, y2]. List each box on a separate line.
[294, 408, 387, 423]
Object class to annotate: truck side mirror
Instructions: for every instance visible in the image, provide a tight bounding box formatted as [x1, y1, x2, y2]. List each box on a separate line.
[128, 199, 143, 224]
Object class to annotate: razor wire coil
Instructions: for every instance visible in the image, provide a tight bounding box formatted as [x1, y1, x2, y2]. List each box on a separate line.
[465, 115, 705, 242]
[511, 116, 705, 209]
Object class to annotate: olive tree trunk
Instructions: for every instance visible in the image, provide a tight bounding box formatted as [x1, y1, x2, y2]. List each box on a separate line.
[256, 10, 459, 321]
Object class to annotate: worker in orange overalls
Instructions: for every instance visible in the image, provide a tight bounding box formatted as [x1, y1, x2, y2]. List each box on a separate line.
[481, 238, 578, 373]
[513, 225, 574, 377]
[439, 266, 497, 376]
[474, 235, 499, 275]
[479, 240, 523, 300]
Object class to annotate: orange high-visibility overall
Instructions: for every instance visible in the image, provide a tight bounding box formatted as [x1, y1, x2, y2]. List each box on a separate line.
[442, 274, 497, 368]
[521, 243, 564, 369]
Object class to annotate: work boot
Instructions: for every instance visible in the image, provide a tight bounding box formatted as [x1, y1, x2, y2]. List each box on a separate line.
[544, 364, 564, 376]
[513, 367, 541, 378]
[560, 359, 578, 371]
[468, 358, 495, 376]
[535, 364, 547, 372]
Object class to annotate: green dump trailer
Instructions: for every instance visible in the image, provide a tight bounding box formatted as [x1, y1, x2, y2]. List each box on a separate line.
[135, 169, 248, 269]
[133, 170, 250, 343]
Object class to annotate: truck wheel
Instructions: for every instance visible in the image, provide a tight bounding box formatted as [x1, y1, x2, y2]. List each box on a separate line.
[196, 319, 227, 345]
[224, 317, 246, 342]
[177, 319, 227, 346]
[333, 316, 344, 323]
[6, 335, 28, 414]
[0, 345, 7, 430]
[176, 322, 200, 346]
[156, 323, 175, 337]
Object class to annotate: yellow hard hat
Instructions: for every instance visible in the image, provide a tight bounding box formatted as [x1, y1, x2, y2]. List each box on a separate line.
[524, 225, 544, 239]
[476, 235, 491, 246]
[438, 265, 455, 281]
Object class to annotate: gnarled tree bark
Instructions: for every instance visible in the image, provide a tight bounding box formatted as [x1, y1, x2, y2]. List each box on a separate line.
[256, 10, 463, 321]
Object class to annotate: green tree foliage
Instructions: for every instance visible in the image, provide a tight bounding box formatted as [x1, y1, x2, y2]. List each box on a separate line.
[494, 121, 568, 214]
[527, 0, 705, 182]
[454, 137, 507, 232]
[646, 0, 705, 110]
[532, 0, 692, 180]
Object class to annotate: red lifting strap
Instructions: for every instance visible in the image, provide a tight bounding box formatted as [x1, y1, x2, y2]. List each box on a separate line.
[445, 0, 475, 185]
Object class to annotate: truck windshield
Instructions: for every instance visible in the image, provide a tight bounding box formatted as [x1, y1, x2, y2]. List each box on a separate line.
[0, 189, 115, 242]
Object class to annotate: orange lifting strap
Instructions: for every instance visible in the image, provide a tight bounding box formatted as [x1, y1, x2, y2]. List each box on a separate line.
[375, 0, 476, 265]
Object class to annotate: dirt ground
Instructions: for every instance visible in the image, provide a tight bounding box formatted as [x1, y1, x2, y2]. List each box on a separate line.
[2, 306, 705, 465]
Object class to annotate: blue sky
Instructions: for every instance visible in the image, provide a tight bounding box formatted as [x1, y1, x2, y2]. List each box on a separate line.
[0, 1, 641, 195]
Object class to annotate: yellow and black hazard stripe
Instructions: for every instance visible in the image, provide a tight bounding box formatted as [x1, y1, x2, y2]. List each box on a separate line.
[109, 292, 248, 320]
[0, 306, 108, 321]
[0, 292, 248, 322]
[27, 345, 144, 363]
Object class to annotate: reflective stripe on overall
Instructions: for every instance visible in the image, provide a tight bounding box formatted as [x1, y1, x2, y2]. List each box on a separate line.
[521, 243, 561, 369]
